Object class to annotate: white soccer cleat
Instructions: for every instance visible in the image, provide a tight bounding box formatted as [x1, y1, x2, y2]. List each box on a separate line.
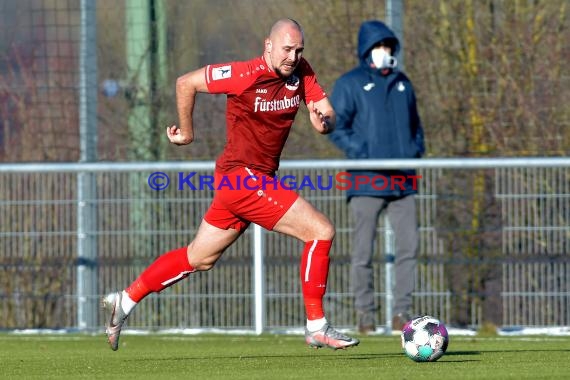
[102, 291, 129, 351]
[305, 323, 360, 350]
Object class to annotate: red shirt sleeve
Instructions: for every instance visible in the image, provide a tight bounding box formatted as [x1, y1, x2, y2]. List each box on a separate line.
[299, 58, 327, 104]
[205, 61, 256, 95]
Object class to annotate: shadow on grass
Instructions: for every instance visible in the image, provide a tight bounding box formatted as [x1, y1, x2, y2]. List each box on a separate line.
[124, 352, 406, 362]
[445, 348, 570, 356]
[122, 347, 569, 364]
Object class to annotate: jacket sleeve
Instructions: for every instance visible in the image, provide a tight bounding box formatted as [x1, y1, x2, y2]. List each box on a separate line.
[328, 77, 368, 158]
[410, 90, 425, 157]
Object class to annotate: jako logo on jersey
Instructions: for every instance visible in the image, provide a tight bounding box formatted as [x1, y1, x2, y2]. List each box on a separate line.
[212, 65, 232, 80]
[285, 75, 300, 90]
[256, 88, 268, 94]
[363, 82, 375, 91]
[254, 95, 301, 112]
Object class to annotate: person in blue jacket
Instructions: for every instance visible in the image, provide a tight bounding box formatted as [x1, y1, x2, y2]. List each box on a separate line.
[329, 20, 425, 334]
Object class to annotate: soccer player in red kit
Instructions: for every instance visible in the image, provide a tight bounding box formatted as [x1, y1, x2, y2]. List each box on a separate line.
[103, 18, 359, 351]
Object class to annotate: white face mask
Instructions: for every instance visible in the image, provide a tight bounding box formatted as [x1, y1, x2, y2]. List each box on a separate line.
[371, 48, 397, 69]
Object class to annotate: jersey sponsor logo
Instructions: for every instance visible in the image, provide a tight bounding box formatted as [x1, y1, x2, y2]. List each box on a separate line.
[285, 74, 300, 90]
[212, 65, 232, 80]
[253, 95, 301, 112]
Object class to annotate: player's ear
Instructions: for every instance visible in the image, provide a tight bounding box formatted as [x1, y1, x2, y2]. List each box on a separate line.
[265, 39, 272, 53]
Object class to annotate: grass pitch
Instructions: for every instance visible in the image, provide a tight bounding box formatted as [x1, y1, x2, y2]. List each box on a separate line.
[1, 333, 570, 379]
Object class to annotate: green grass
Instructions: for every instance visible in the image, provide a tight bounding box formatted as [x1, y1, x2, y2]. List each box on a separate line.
[1, 333, 570, 379]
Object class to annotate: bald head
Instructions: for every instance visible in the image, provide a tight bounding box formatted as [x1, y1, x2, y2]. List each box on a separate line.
[264, 19, 305, 78]
[269, 18, 304, 41]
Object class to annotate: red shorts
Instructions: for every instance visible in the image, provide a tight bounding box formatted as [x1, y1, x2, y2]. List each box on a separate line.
[204, 167, 299, 231]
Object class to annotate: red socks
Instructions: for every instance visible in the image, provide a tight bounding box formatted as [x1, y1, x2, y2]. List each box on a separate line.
[125, 246, 195, 302]
[300, 240, 332, 320]
[124, 240, 331, 323]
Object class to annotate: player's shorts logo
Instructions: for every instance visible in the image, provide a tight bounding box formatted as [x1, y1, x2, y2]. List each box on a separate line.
[285, 74, 300, 91]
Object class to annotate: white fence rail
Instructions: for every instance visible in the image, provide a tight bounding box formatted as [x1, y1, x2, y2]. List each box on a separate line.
[1, 158, 569, 332]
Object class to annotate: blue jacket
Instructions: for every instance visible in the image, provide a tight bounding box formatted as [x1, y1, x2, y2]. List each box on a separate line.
[329, 20, 425, 199]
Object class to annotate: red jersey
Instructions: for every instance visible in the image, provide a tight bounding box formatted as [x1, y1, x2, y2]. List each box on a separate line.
[205, 56, 326, 175]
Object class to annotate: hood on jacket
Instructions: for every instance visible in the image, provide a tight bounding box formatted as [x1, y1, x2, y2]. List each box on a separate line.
[357, 20, 400, 65]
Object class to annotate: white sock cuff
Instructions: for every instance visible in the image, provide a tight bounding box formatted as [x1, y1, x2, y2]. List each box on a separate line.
[120, 290, 138, 315]
[306, 317, 327, 332]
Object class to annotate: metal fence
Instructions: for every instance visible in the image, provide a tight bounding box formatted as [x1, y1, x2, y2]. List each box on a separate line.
[1, 158, 568, 332]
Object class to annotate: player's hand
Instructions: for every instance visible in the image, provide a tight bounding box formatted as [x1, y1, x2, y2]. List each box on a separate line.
[166, 125, 193, 145]
[308, 101, 333, 134]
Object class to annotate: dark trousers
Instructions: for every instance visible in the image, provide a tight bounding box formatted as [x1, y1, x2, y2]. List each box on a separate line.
[349, 195, 418, 318]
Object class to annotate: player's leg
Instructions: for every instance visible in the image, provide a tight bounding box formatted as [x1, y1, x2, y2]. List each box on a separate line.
[273, 195, 334, 322]
[387, 194, 419, 330]
[349, 196, 385, 334]
[213, 167, 358, 349]
[273, 196, 359, 349]
[103, 219, 242, 351]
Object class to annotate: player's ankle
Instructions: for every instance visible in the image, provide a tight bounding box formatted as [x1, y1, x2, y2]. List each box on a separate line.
[306, 317, 327, 332]
[120, 290, 137, 315]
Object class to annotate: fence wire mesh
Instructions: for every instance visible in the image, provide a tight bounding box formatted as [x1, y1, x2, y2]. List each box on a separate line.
[0, 0, 569, 331]
[1, 163, 569, 330]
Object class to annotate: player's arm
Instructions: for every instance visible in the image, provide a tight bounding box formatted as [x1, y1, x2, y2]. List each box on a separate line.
[308, 97, 336, 135]
[167, 67, 209, 145]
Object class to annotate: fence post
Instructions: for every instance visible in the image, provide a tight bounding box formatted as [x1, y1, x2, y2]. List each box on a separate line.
[77, 0, 98, 330]
[386, 0, 404, 69]
[253, 224, 266, 334]
[384, 216, 395, 332]
[385, 0, 404, 334]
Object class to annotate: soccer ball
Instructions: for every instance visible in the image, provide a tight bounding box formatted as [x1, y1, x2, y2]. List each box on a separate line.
[401, 315, 449, 362]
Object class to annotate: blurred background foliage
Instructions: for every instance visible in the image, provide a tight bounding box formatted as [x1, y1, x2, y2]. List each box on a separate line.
[0, 0, 568, 163]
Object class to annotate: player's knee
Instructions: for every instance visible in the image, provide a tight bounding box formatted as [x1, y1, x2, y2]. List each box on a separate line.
[314, 220, 335, 241]
[187, 249, 222, 271]
[190, 257, 217, 271]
